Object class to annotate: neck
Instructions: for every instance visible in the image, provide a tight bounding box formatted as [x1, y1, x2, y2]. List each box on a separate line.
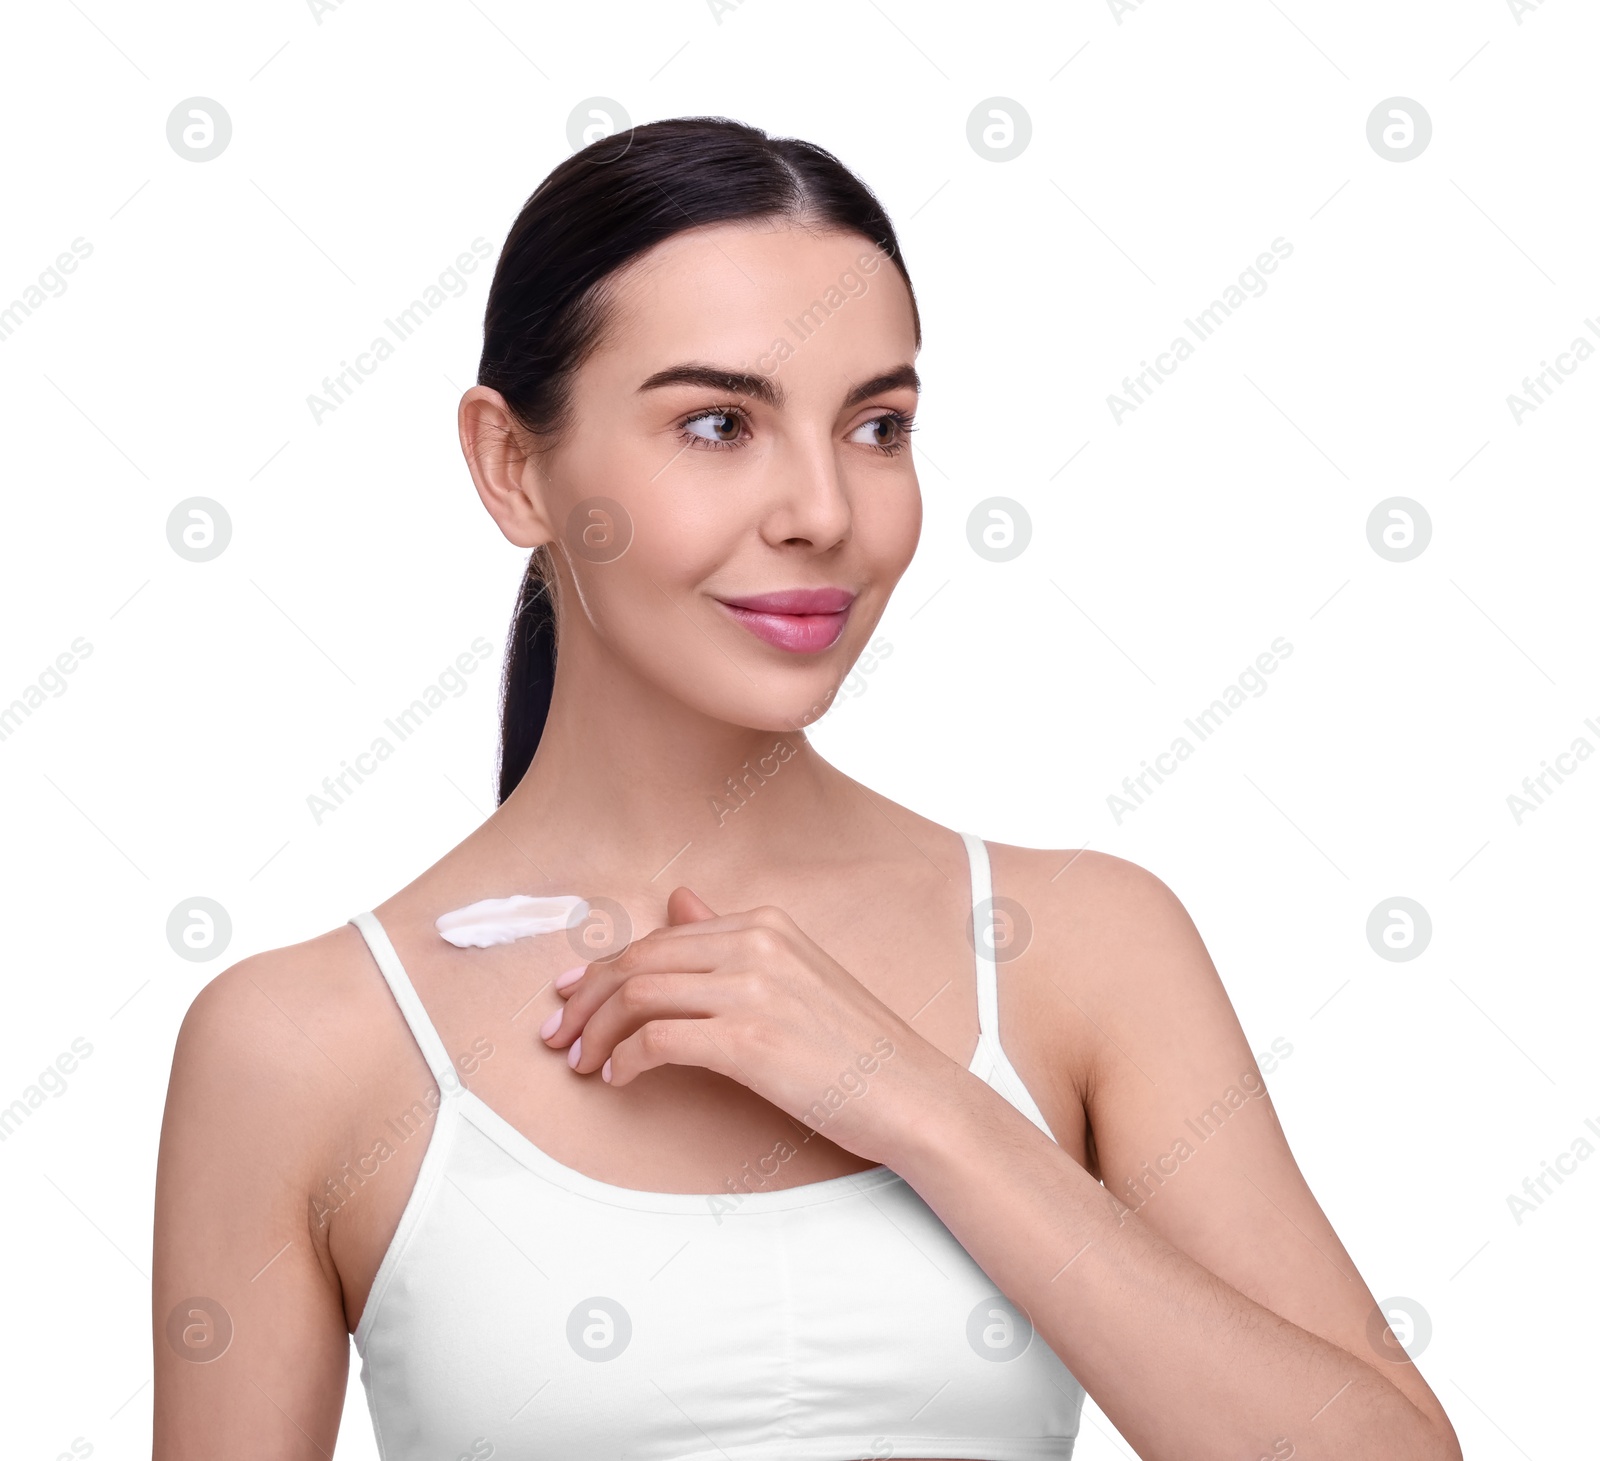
[475, 634, 866, 888]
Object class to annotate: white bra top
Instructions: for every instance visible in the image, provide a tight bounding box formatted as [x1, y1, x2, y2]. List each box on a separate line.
[347, 831, 1086, 1461]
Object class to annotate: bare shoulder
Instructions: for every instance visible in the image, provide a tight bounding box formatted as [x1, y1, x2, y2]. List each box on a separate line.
[154, 920, 407, 1450]
[173, 921, 396, 1108]
[984, 838, 1207, 1015]
[163, 920, 413, 1210]
[979, 841, 1224, 1164]
[993, 838, 1250, 1067]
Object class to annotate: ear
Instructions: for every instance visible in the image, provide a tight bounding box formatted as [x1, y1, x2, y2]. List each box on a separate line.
[458, 385, 557, 550]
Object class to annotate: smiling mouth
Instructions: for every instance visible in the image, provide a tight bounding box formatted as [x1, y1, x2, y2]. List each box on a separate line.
[712, 588, 856, 654]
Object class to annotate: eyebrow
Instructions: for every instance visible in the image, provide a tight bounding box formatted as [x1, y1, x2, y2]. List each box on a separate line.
[635, 362, 920, 411]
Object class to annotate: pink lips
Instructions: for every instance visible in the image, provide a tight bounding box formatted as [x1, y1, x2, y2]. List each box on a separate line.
[714, 587, 856, 653]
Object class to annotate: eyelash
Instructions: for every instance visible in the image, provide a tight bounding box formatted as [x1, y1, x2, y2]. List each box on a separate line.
[676, 404, 917, 457]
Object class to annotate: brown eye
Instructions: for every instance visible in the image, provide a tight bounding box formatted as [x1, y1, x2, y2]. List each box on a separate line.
[847, 411, 914, 453]
[683, 410, 746, 445]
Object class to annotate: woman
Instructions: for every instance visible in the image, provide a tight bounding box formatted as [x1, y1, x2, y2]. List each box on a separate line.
[153, 117, 1462, 1461]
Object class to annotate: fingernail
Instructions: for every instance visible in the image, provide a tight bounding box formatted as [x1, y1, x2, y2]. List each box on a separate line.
[554, 964, 587, 990]
[567, 1035, 583, 1069]
[539, 1007, 563, 1040]
[601, 1057, 613, 1083]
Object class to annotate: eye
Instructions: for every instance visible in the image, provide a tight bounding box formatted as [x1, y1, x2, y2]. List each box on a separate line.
[848, 410, 916, 456]
[679, 407, 750, 449]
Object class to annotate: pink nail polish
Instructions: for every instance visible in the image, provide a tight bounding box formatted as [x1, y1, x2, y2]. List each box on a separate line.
[554, 964, 587, 990]
[567, 1035, 583, 1069]
[601, 1058, 613, 1083]
[539, 1007, 562, 1040]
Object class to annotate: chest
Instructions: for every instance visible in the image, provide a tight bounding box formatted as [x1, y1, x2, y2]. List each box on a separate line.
[327, 865, 1092, 1340]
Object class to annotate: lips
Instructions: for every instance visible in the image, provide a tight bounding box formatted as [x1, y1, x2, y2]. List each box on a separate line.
[713, 587, 856, 653]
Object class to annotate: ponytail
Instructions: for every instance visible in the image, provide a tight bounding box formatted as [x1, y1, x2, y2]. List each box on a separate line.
[496, 545, 559, 806]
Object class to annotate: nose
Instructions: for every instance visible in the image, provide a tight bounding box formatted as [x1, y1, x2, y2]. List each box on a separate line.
[760, 429, 852, 550]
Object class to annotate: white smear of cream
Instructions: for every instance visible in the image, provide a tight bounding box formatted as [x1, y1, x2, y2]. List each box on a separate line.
[435, 894, 590, 949]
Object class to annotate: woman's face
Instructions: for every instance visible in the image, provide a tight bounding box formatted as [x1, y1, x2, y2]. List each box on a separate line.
[506, 218, 922, 734]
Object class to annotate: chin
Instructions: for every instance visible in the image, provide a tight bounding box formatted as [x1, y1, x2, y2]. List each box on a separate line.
[714, 684, 841, 736]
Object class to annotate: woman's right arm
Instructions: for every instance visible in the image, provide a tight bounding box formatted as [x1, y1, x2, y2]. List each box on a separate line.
[153, 949, 354, 1460]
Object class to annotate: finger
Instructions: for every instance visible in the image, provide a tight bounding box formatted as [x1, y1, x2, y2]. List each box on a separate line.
[553, 958, 593, 999]
[595, 922, 790, 994]
[554, 910, 759, 1000]
[666, 885, 719, 925]
[540, 955, 633, 1046]
[545, 922, 790, 1046]
[566, 973, 725, 1075]
[603, 1016, 740, 1088]
[622, 902, 793, 945]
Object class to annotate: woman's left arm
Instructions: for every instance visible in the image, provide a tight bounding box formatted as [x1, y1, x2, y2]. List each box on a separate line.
[888, 851, 1463, 1461]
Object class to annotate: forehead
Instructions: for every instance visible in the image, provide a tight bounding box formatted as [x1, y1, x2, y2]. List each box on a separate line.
[592, 219, 917, 382]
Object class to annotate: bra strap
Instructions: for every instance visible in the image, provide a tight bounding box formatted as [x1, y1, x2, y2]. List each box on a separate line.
[960, 831, 1001, 1045]
[349, 910, 461, 1090]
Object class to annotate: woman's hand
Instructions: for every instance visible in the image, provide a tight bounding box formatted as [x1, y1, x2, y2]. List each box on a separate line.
[538, 888, 956, 1166]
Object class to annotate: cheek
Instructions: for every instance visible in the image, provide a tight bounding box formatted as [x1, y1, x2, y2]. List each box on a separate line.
[556, 433, 660, 548]
[851, 473, 923, 574]
[565, 475, 726, 636]
[554, 431, 710, 587]
[628, 503, 724, 595]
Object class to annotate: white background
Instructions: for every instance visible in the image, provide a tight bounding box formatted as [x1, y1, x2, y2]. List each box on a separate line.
[1, 0, 1595, 1456]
